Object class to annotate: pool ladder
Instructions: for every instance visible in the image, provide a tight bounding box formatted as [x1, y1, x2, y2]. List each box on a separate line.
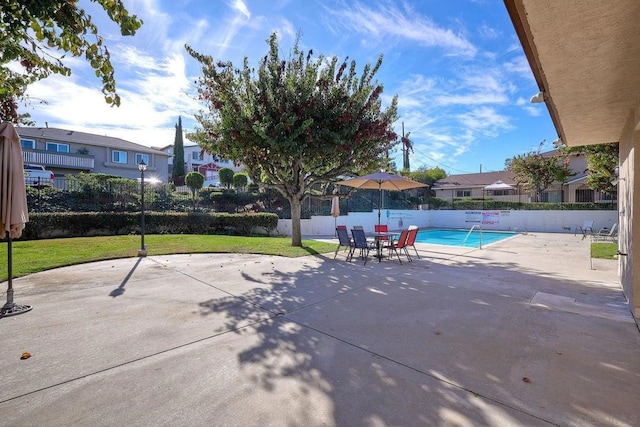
[463, 225, 483, 249]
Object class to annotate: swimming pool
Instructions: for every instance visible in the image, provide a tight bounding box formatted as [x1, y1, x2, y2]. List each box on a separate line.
[415, 229, 518, 248]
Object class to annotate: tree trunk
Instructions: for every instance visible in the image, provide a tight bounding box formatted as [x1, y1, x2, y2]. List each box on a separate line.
[290, 197, 302, 247]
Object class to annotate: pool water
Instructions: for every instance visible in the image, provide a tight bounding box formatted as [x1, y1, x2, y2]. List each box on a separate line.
[415, 229, 518, 248]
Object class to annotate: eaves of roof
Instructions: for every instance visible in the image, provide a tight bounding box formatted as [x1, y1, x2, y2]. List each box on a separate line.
[432, 170, 519, 189]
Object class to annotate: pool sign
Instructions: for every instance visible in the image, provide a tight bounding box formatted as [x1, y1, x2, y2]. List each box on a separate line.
[465, 210, 501, 225]
[465, 211, 482, 224]
[482, 211, 500, 225]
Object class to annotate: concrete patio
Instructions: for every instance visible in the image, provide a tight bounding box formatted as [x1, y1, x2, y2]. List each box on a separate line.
[1, 233, 638, 426]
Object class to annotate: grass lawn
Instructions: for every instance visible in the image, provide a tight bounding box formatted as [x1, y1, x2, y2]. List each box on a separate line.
[591, 242, 619, 260]
[0, 235, 337, 281]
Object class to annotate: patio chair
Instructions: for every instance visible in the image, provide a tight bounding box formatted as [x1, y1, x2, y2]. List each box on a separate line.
[374, 224, 389, 240]
[349, 228, 374, 264]
[383, 228, 411, 264]
[405, 226, 420, 259]
[334, 226, 354, 259]
[593, 223, 618, 242]
[575, 220, 594, 239]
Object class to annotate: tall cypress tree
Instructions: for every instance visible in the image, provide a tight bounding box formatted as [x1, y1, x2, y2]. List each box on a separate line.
[171, 116, 185, 181]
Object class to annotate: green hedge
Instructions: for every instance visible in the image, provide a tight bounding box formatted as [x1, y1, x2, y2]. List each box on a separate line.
[21, 212, 279, 240]
[432, 198, 617, 211]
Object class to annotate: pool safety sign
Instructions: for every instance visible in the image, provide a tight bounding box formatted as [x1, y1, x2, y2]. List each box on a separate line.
[482, 211, 500, 225]
[465, 210, 503, 225]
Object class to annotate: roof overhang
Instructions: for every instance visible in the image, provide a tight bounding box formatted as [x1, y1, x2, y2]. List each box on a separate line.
[504, 0, 640, 147]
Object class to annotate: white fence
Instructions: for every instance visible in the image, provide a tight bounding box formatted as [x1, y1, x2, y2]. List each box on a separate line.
[276, 209, 618, 236]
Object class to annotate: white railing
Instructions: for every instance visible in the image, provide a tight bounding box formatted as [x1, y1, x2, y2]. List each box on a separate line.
[23, 150, 94, 169]
[462, 224, 483, 249]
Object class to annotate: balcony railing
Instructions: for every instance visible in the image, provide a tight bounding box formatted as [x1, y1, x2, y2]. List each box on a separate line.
[23, 150, 94, 170]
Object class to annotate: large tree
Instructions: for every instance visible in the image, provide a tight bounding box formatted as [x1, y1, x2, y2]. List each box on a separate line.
[506, 141, 574, 202]
[1, 0, 142, 123]
[187, 33, 398, 246]
[171, 116, 185, 181]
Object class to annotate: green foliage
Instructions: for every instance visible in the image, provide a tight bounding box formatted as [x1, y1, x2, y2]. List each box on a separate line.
[23, 212, 279, 239]
[507, 141, 573, 202]
[187, 32, 398, 246]
[410, 166, 447, 186]
[233, 172, 248, 190]
[185, 171, 205, 195]
[218, 167, 234, 188]
[0, 0, 143, 123]
[172, 116, 186, 180]
[448, 199, 615, 211]
[28, 173, 140, 212]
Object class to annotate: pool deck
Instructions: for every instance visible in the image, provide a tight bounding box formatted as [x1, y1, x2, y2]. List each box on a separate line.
[1, 232, 639, 426]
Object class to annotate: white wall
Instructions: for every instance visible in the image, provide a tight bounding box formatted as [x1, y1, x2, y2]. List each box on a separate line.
[276, 209, 617, 236]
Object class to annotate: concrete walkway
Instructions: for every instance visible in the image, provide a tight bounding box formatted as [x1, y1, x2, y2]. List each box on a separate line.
[1, 233, 639, 426]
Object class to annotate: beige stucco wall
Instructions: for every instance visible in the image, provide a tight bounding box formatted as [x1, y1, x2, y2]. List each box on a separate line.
[618, 108, 638, 319]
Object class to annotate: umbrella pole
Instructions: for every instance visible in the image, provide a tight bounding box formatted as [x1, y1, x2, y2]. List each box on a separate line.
[1, 233, 32, 317]
[378, 184, 382, 229]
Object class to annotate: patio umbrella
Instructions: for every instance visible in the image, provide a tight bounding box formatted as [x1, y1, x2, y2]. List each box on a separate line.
[0, 122, 32, 317]
[482, 180, 514, 209]
[483, 180, 513, 191]
[330, 193, 340, 235]
[336, 171, 428, 229]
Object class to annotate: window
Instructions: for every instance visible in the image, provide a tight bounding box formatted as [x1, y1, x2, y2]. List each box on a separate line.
[492, 190, 511, 196]
[135, 153, 149, 166]
[575, 188, 594, 202]
[46, 142, 69, 152]
[600, 190, 617, 201]
[20, 139, 35, 149]
[456, 189, 471, 197]
[192, 151, 203, 161]
[112, 150, 127, 164]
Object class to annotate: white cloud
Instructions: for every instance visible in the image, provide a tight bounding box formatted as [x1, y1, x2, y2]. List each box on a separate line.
[324, 1, 477, 57]
[478, 24, 500, 39]
[455, 107, 512, 137]
[231, 0, 251, 19]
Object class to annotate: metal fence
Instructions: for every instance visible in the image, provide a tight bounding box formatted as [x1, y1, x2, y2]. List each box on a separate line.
[25, 176, 425, 218]
[25, 176, 613, 217]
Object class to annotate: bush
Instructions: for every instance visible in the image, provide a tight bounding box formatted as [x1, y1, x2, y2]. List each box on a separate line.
[21, 212, 279, 239]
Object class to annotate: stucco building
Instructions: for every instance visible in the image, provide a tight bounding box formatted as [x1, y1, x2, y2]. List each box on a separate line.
[504, 0, 639, 324]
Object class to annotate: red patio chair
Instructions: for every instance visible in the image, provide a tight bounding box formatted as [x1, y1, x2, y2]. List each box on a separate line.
[405, 226, 420, 259]
[384, 228, 411, 264]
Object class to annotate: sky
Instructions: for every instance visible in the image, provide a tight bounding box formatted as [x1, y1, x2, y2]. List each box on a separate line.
[23, 0, 558, 175]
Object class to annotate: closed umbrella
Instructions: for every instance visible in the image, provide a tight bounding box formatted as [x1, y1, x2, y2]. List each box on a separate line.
[1, 122, 32, 317]
[331, 195, 340, 218]
[330, 192, 340, 236]
[336, 171, 428, 229]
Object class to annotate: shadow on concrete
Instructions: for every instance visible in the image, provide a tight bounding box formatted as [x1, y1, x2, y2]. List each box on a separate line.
[196, 243, 637, 426]
[109, 257, 143, 298]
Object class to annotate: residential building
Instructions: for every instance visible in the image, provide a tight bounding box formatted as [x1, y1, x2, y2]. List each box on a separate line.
[17, 127, 170, 182]
[432, 150, 615, 204]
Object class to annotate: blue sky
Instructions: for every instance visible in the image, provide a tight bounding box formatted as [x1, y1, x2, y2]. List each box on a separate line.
[24, 0, 557, 174]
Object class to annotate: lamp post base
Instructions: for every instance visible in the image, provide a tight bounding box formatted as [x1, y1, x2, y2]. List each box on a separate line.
[137, 248, 147, 257]
[1, 302, 32, 317]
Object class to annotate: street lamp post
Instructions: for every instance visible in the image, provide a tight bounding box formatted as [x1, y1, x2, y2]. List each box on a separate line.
[138, 160, 147, 257]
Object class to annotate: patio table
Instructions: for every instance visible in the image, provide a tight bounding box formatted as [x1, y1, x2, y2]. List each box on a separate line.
[368, 231, 400, 262]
